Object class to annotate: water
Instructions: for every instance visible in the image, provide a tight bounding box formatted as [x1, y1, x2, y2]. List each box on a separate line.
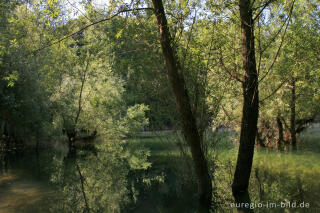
[0, 139, 199, 213]
[0, 149, 57, 213]
[1, 129, 319, 212]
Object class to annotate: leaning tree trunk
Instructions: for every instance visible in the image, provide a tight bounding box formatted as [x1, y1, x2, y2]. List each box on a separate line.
[290, 78, 297, 150]
[232, 0, 259, 205]
[152, 0, 212, 210]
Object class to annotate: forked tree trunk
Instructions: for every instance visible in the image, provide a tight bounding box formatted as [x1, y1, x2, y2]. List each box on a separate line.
[151, 0, 212, 210]
[232, 0, 259, 203]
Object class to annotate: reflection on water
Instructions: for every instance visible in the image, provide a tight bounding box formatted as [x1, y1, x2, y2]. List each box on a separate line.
[0, 139, 199, 213]
[0, 174, 55, 213]
[0, 145, 57, 213]
[2, 133, 320, 212]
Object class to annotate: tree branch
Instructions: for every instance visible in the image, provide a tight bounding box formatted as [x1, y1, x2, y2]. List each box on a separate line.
[74, 57, 90, 126]
[30, 7, 154, 55]
[260, 78, 287, 103]
[219, 51, 243, 83]
[258, 0, 295, 83]
[253, 0, 277, 21]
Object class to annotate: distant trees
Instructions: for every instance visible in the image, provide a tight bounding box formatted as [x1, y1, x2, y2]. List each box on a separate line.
[0, 0, 53, 143]
[257, 0, 320, 149]
[103, 16, 179, 130]
[0, 1, 150, 147]
[46, 19, 150, 145]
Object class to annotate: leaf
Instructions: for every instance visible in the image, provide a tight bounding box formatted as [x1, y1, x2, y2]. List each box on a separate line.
[3, 71, 19, 87]
[115, 29, 124, 39]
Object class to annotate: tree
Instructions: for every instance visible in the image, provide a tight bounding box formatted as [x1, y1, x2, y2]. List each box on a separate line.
[0, 1, 54, 144]
[151, 0, 212, 210]
[257, 0, 320, 149]
[46, 19, 149, 146]
[103, 16, 179, 130]
[231, 0, 259, 203]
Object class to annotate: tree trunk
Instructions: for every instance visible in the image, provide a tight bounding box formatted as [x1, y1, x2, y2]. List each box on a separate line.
[256, 130, 266, 148]
[151, 0, 212, 210]
[232, 0, 259, 201]
[290, 78, 296, 149]
[276, 113, 284, 149]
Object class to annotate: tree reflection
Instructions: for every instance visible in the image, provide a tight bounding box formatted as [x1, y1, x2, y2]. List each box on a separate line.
[49, 139, 150, 213]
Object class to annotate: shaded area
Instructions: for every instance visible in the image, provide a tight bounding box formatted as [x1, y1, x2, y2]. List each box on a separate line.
[0, 128, 320, 212]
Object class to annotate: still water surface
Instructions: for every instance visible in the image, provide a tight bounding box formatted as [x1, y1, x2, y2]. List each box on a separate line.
[0, 139, 198, 213]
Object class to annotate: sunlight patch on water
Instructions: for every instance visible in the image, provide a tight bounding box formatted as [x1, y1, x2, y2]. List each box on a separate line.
[0, 173, 54, 213]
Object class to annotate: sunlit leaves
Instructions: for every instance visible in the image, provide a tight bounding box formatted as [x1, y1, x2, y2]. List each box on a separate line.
[3, 71, 19, 87]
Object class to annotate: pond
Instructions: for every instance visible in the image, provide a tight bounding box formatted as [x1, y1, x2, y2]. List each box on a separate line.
[1, 129, 320, 213]
[0, 137, 200, 213]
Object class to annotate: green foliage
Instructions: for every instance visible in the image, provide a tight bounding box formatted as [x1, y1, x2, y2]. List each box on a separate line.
[3, 70, 19, 87]
[0, 0, 54, 141]
[104, 16, 179, 129]
[254, 0, 320, 145]
[122, 104, 149, 137]
[0, 0, 319, 211]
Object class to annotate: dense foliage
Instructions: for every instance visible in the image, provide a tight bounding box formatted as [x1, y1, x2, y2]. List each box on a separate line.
[0, 0, 319, 212]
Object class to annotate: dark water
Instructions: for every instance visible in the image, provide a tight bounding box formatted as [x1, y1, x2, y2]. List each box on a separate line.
[0, 140, 199, 213]
[2, 128, 319, 213]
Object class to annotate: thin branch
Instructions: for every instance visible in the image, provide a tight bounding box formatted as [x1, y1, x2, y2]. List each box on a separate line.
[253, 0, 277, 21]
[220, 104, 241, 125]
[181, 8, 197, 71]
[258, 0, 295, 57]
[257, 16, 263, 75]
[260, 78, 287, 103]
[219, 50, 243, 83]
[30, 7, 154, 55]
[258, 0, 295, 83]
[74, 57, 90, 126]
[76, 163, 90, 213]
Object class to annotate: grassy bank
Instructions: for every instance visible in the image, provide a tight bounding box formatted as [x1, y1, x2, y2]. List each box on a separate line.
[128, 128, 320, 212]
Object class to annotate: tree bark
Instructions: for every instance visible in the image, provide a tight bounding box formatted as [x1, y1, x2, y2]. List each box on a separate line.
[232, 0, 259, 200]
[65, 59, 90, 148]
[276, 113, 284, 149]
[256, 130, 266, 148]
[290, 78, 296, 149]
[151, 0, 212, 210]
